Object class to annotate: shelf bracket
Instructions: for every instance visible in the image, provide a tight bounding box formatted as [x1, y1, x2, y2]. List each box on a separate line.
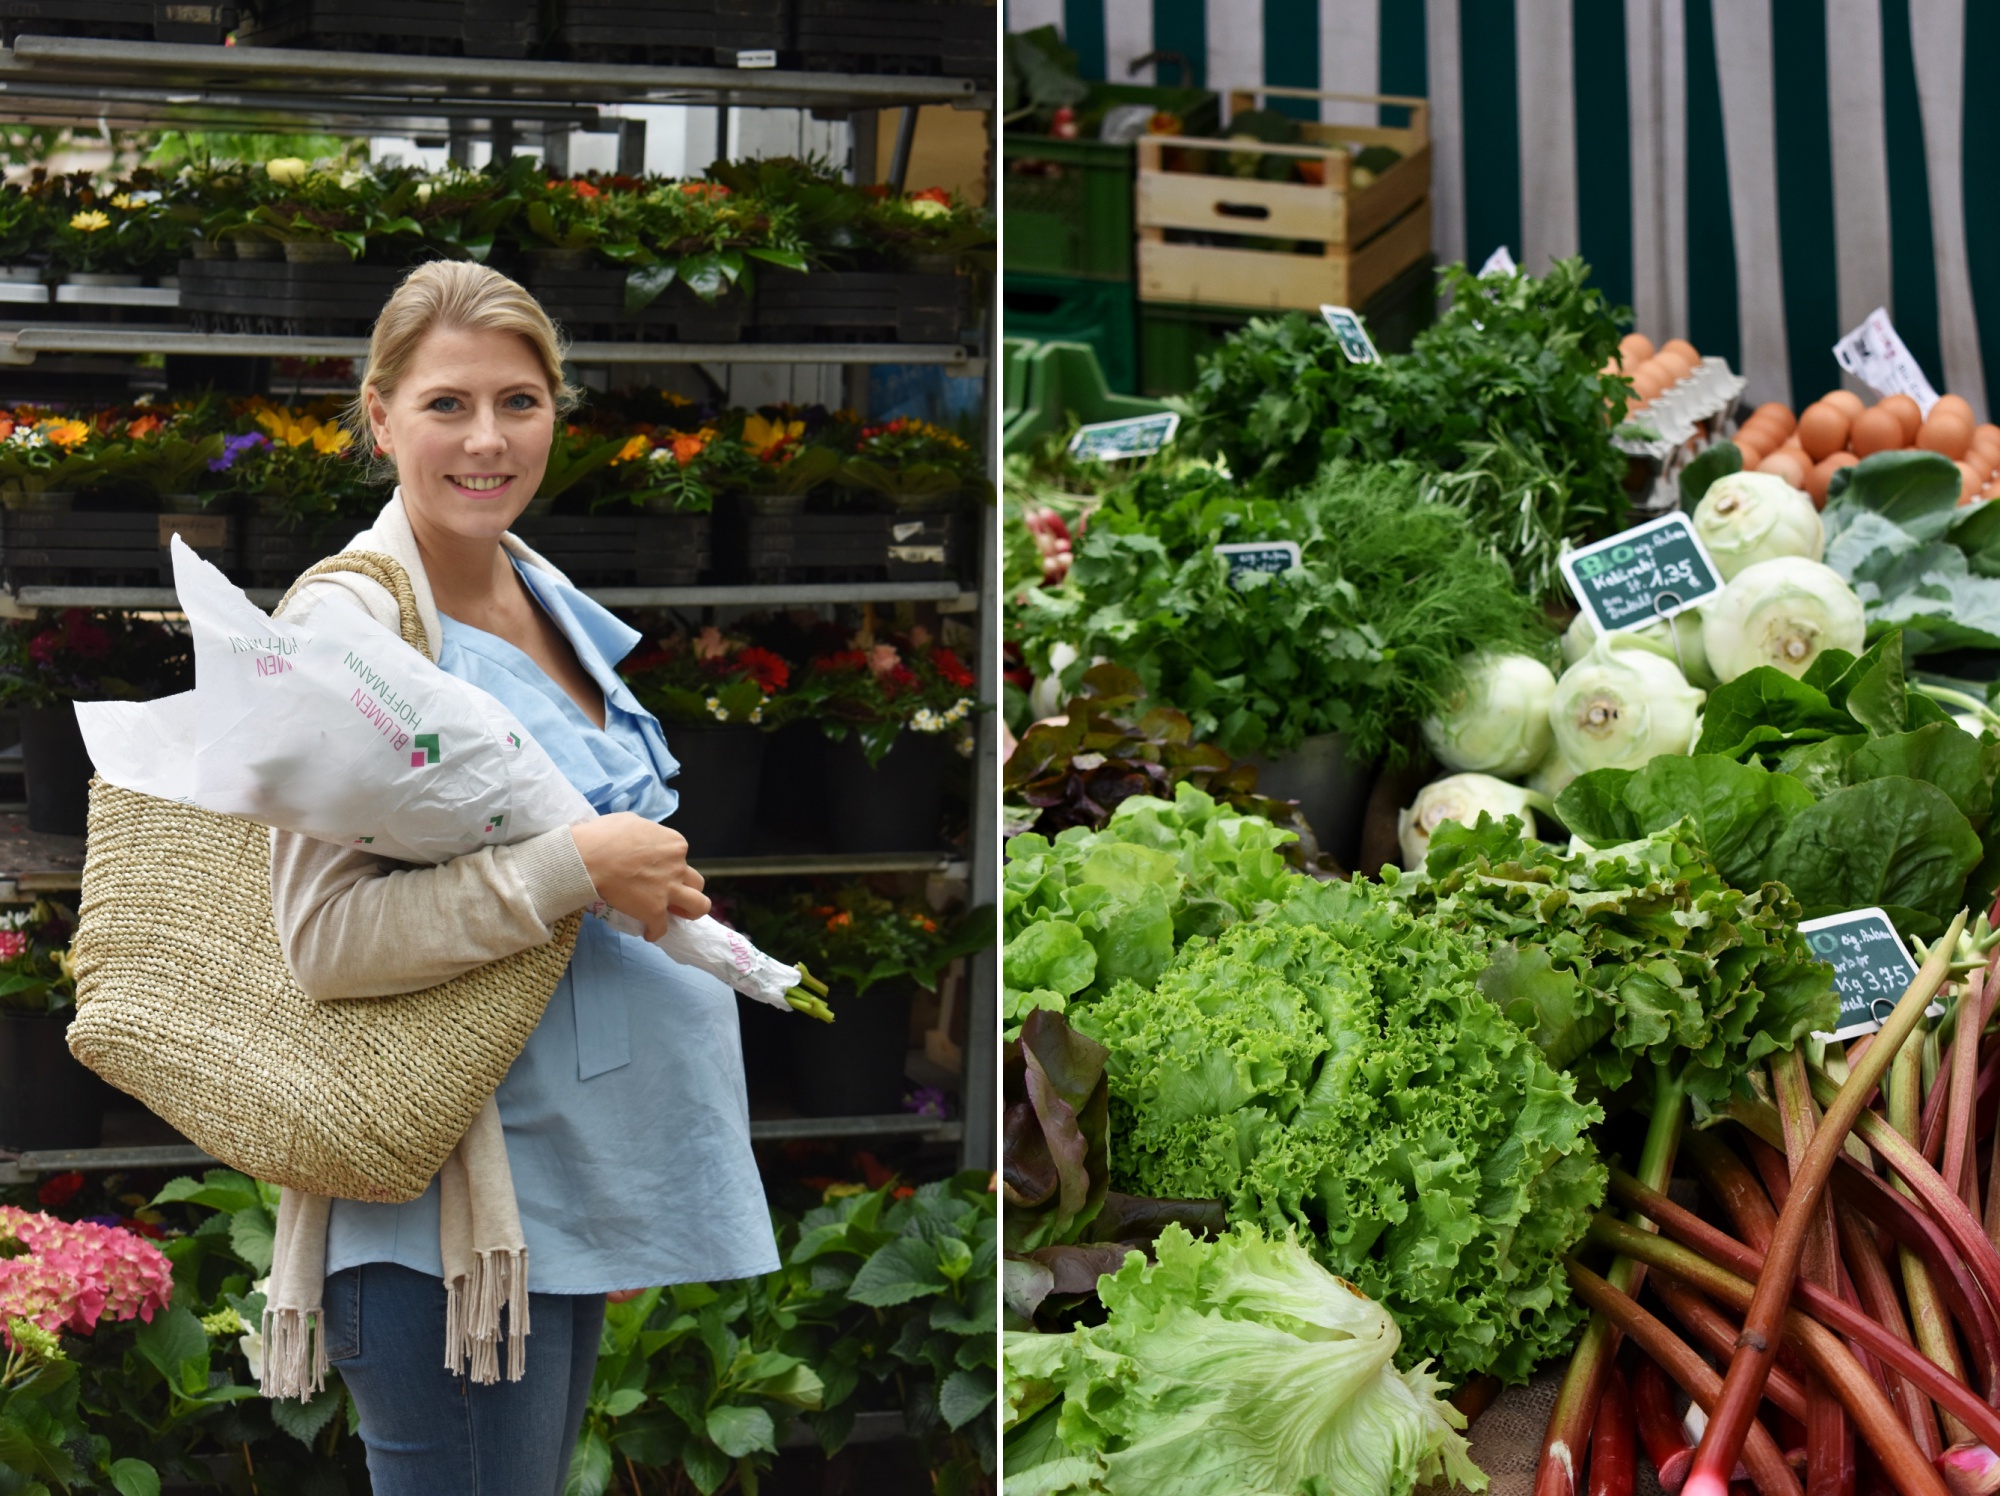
[0, 333, 33, 366]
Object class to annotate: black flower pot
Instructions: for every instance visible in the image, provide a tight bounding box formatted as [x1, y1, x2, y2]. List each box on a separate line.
[756, 723, 828, 844]
[20, 704, 91, 837]
[824, 731, 947, 853]
[737, 993, 795, 1106]
[662, 723, 766, 859]
[785, 979, 914, 1117]
[0, 1009, 104, 1151]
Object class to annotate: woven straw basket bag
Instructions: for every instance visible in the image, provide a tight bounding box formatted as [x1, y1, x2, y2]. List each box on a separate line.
[66, 551, 581, 1203]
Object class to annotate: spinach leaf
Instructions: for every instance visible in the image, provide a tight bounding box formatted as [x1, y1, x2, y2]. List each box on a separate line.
[1760, 777, 1983, 929]
[1558, 755, 1815, 890]
[1695, 668, 1858, 760]
[1846, 723, 1995, 822]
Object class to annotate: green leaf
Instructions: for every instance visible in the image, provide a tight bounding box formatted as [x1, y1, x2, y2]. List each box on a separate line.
[684, 1435, 733, 1491]
[601, 1387, 645, 1418]
[1679, 440, 1742, 508]
[745, 246, 809, 271]
[268, 1381, 343, 1444]
[1695, 668, 1857, 759]
[848, 1238, 950, 1307]
[1827, 449, 1962, 539]
[228, 1207, 275, 1274]
[623, 263, 676, 313]
[705, 1404, 776, 1459]
[938, 1369, 995, 1430]
[1000, 920, 1096, 999]
[134, 1304, 208, 1388]
[563, 1430, 613, 1496]
[152, 1170, 260, 1214]
[1561, 755, 1816, 891]
[1761, 776, 1984, 924]
[1847, 722, 1993, 821]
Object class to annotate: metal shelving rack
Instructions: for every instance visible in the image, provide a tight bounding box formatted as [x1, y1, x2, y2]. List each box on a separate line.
[0, 34, 998, 1181]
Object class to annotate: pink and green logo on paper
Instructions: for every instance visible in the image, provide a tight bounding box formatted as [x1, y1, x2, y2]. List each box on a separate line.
[505, 732, 521, 749]
[484, 814, 505, 834]
[411, 733, 441, 768]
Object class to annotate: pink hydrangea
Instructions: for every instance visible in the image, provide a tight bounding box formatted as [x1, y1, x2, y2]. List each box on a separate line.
[0, 1205, 174, 1347]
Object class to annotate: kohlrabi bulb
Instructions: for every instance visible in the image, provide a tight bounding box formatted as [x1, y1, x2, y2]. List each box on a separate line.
[1421, 653, 1558, 778]
[1397, 773, 1539, 871]
[1562, 608, 1715, 688]
[1700, 556, 1866, 682]
[1528, 744, 1583, 802]
[1693, 471, 1825, 580]
[1549, 635, 1705, 772]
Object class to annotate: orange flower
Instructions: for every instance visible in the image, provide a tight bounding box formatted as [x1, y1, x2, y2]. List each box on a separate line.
[825, 911, 852, 931]
[615, 434, 648, 463]
[670, 432, 706, 465]
[125, 413, 162, 441]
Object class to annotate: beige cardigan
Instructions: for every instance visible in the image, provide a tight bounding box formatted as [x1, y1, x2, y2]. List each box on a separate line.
[261, 493, 602, 1399]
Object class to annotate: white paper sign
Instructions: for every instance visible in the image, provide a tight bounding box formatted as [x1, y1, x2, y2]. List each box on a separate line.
[1833, 309, 1941, 416]
[1479, 244, 1518, 278]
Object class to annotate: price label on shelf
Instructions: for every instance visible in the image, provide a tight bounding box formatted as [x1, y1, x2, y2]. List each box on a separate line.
[1559, 512, 1724, 635]
[1318, 305, 1380, 363]
[1068, 411, 1179, 462]
[1833, 308, 1941, 416]
[1214, 540, 1301, 587]
[1801, 908, 1937, 1041]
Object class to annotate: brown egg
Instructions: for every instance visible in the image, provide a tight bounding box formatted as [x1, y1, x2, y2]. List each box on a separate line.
[1918, 412, 1974, 459]
[1850, 406, 1905, 457]
[1751, 402, 1797, 439]
[1805, 451, 1859, 508]
[1798, 402, 1851, 462]
[1759, 451, 1809, 488]
[1968, 434, 2000, 471]
[1631, 366, 1666, 402]
[1974, 423, 2000, 453]
[1655, 347, 1694, 378]
[1734, 439, 1766, 470]
[1822, 389, 1866, 417]
[1660, 338, 1699, 365]
[1619, 332, 1655, 367]
[1958, 460, 1985, 501]
[1734, 414, 1777, 446]
[1933, 393, 1975, 426]
[1877, 393, 1922, 443]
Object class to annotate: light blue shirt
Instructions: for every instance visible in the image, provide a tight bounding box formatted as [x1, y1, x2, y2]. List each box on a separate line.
[325, 559, 781, 1293]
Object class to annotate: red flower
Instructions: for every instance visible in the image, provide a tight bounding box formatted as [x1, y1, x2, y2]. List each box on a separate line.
[861, 184, 890, 200]
[623, 646, 673, 676]
[931, 648, 974, 689]
[881, 665, 921, 699]
[736, 647, 789, 693]
[817, 650, 869, 674]
[26, 630, 60, 665]
[910, 187, 951, 206]
[0, 931, 27, 961]
[36, 1172, 84, 1208]
[855, 1151, 896, 1190]
[679, 182, 730, 200]
[62, 611, 111, 661]
[121, 1218, 164, 1240]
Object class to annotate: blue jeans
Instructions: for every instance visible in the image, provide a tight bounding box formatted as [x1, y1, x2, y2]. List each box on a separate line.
[323, 1262, 605, 1496]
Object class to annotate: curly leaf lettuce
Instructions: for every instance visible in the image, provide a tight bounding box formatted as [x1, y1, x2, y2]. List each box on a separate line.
[1074, 899, 1605, 1384]
[1388, 817, 1838, 1106]
[1001, 1223, 1484, 1496]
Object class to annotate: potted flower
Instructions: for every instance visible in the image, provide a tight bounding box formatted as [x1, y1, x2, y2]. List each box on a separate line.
[859, 185, 994, 276]
[837, 416, 984, 510]
[736, 885, 988, 1116]
[0, 609, 191, 835]
[622, 626, 792, 856]
[0, 182, 40, 287]
[791, 627, 977, 851]
[734, 406, 844, 515]
[0, 899, 103, 1151]
[209, 400, 377, 582]
[0, 409, 136, 510]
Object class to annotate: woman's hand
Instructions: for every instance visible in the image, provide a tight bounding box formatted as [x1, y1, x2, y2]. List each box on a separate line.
[607, 1287, 650, 1304]
[569, 813, 709, 941]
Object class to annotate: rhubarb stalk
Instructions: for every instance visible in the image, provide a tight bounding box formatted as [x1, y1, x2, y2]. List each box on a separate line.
[1891, 1020, 1977, 1447]
[1634, 1355, 1698, 1493]
[1678, 907, 1963, 1496]
[1563, 1258, 1803, 1496]
[1837, 1202, 1944, 1461]
[1533, 1065, 1686, 1496]
[1589, 1365, 1637, 1496]
[1944, 973, 1990, 1218]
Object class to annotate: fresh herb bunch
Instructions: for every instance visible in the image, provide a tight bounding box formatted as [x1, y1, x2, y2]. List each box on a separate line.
[1018, 460, 1548, 763]
[1003, 662, 1309, 842]
[1072, 890, 1607, 1384]
[622, 624, 791, 728]
[734, 885, 989, 996]
[0, 608, 190, 707]
[0, 899, 76, 1015]
[1178, 256, 1632, 603]
[792, 627, 979, 765]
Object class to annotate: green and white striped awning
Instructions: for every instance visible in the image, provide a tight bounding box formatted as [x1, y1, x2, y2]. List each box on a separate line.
[1005, 0, 2000, 420]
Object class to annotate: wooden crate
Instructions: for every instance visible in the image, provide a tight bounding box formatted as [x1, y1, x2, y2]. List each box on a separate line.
[1136, 89, 1432, 313]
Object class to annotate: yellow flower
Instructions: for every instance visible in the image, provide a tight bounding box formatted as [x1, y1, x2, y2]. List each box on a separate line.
[67, 210, 110, 233]
[109, 194, 137, 210]
[39, 418, 89, 448]
[264, 157, 309, 187]
[742, 413, 804, 455]
[616, 434, 648, 463]
[310, 423, 351, 455]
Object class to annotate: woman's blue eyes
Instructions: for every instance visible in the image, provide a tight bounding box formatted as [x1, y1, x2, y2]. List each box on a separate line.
[427, 395, 540, 413]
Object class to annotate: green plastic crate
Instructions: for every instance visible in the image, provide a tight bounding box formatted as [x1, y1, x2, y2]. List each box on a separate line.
[1003, 272, 1139, 396]
[1138, 255, 1439, 396]
[1001, 341, 1171, 456]
[1002, 83, 1220, 282]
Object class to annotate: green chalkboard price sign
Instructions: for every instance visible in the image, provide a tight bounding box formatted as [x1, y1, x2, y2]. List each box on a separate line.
[1559, 512, 1725, 635]
[1214, 540, 1302, 588]
[1799, 908, 1926, 1040]
[1068, 412, 1180, 461]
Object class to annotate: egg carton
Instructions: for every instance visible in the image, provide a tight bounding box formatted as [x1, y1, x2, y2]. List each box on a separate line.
[1614, 355, 1746, 462]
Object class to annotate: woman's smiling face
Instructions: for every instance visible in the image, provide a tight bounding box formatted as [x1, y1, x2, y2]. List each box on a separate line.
[366, 322, 555, 541]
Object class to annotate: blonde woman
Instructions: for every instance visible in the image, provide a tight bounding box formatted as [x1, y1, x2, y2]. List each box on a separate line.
[258, 261, 774, 1492]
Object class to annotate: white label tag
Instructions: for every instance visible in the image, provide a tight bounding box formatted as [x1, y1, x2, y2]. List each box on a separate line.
[1318, 305, 1380, 363]
[1068, 412, 1179, 461]
[1214, 540, 1302, 587]
[1479, 244, 1518, 278]
[735, 49, 778, 68]
[1832, 308, 1941, 416]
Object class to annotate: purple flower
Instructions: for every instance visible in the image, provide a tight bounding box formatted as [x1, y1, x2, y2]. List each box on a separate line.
[903, 1086, 949, 1120]
[208, 431, 270, 472]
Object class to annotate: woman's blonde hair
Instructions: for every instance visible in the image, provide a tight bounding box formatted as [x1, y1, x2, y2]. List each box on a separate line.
[346, 261, 579, 481]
